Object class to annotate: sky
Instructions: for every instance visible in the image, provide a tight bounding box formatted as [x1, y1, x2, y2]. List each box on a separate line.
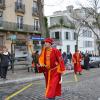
[44, 0, 90, 16]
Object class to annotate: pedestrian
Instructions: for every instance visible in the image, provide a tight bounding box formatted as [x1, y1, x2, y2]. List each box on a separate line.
[37, 37, 66, 100]
[0, 46, 2, 77]
[69, 52, 72, 63]
[0, 46, 11, 80]
[72, 50, 82, 75]
[62, 52, 68, 65]
[84, 53, 90, 70]
[32, 50, 39, 73]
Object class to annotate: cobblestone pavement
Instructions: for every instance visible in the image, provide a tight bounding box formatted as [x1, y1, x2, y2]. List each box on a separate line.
[0, 68, 100, 100]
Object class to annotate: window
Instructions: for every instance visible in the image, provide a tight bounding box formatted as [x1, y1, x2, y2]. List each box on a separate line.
[0, 0, 2, 3]
[65, 32, 70, 40]
[67, 45, 70, 53]
[73, 32, 77, 40]
[33, 19, 39, 31]
[17, 0, 22, 3]
[17, 16, 23, 29]
[55, 31, 60, 39]
[50, 32, 55, 38]
[17, 0, 23, 9]
[33, 1, 38, 13]
[82, 29, 92, 37]
[84, 41, 93, 47]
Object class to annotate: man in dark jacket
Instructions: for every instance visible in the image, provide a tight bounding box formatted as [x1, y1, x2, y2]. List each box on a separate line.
[84, 53, 90, 70]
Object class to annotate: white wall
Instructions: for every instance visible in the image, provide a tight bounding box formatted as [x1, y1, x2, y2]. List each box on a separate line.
[49, 27, 95, 55]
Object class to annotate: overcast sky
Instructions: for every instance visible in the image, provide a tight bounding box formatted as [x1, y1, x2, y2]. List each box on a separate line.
[44, 0, 90, 16]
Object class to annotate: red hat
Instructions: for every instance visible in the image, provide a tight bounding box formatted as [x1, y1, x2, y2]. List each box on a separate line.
[44, 38, 54, 44]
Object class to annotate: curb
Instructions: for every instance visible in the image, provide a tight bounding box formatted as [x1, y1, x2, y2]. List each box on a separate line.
[0, 70, 74, 85]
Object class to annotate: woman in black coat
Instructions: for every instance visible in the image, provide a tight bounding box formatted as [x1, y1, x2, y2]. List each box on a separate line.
[0, 46, 10, 79]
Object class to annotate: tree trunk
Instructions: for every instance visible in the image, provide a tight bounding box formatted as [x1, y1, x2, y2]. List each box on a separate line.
[37, 0, 46, 38]
[97, 43, 100, 56]
[75, 35, 78, 52]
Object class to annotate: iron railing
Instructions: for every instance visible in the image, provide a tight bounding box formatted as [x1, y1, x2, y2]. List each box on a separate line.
[0, 0, 5, 10]
[0, 21, 41, 33]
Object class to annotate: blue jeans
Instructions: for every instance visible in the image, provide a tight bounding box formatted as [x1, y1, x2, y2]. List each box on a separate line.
[48, 98, 55, 100]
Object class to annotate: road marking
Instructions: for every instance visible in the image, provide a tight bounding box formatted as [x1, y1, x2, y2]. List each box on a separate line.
[5, 83, 33, 100]
[5, 74, 78, 100]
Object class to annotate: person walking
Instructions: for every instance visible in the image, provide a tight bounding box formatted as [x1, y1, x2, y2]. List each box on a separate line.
[38, 38, 66, 100]
[32, 50, 39, 73]
[72, 50, 82, 75]
[0, 46, 11, 80]
[62, 52, 68, 65]
[84, 53, 90, 70]
[69, 52, 72, 63]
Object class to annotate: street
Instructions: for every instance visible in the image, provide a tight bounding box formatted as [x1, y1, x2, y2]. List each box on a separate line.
[0, 68, 100, 100]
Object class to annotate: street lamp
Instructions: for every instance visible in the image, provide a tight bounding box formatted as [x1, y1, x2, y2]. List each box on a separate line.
[10, 34, 16, 73]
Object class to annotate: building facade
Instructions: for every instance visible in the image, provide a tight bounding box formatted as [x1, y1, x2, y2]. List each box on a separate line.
[50, 27, 95, 54]
[0, 0, 43, 57]
[48, 6, 96, 55]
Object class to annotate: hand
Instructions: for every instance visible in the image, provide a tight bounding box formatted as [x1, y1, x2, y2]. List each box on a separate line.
[62, 70, 67, 75]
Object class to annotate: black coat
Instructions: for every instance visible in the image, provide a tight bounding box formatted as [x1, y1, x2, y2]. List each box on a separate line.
[84, 55, 90, 67]
[0, 53, 10, 67]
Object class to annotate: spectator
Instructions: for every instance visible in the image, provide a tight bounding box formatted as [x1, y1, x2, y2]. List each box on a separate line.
[32, 50, 39, 73]
[68, 52, 72, 63]
[84, 53, 90, 70]
[62, 52, 68, 65]
[0, 46, 2, 78]
[0, 46, 11, 80]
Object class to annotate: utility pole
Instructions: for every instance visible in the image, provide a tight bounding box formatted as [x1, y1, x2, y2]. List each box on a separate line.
[37, 0, 46, 38]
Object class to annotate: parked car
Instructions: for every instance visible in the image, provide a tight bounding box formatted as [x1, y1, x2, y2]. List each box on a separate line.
[81, 57, 100, 69]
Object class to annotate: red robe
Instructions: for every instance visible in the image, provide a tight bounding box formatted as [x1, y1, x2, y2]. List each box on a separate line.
[72, 52, 82, 73]
[38, 47, 66, 98]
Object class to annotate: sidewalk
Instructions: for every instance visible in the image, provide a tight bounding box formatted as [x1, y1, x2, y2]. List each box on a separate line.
[0, 68, 74, 85]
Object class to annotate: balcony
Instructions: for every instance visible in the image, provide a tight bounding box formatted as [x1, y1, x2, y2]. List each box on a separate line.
[0, 0, 5, 10]
[32, 7, 39, 17]
[0, 21, 41, 33]
[15, 2, 25, 14]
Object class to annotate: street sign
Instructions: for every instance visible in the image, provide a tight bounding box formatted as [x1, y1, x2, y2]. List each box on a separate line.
[31, 37, 44, 40]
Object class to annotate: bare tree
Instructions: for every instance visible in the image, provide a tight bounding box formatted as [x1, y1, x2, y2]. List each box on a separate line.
[67, 15, 83, 51]
[75, 0, 100, 55]
[37, 0, 46, 38]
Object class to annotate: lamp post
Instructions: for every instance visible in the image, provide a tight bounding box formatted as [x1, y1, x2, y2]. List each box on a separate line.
[10, 34, 16, 73]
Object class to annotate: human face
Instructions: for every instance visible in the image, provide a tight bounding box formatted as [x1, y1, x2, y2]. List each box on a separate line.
[3, 47, 7, 52]
[44, 42, 51, 48]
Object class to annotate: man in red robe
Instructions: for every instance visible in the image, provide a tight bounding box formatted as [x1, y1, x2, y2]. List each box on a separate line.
[72, 50, 82, 75]
[38, 38, 66, 100]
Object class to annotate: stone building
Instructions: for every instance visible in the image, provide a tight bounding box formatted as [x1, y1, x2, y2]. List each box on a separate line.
[0, 0, 44, 58]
